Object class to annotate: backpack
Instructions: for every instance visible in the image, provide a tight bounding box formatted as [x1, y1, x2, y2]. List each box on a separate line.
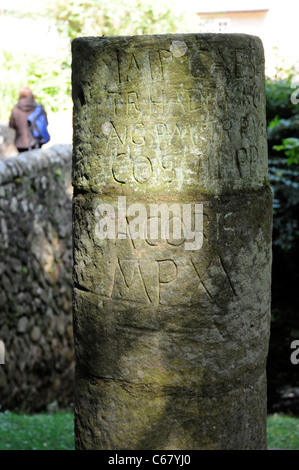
[27, 105, 50, 149]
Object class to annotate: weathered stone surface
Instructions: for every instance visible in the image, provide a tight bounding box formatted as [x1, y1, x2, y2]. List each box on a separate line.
[72, 34, 268, 196]
[72, 34, 272, 450]
[17, 316, 28, 333]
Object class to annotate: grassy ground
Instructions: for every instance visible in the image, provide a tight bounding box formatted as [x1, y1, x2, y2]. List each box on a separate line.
[0, 411, 298, 450]
[267, 413, 299, 450]
[0, 410, 75, 450]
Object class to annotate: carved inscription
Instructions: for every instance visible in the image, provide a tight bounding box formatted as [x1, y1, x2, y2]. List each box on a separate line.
[236, 146, 258, 178]
[109, 254, 236, 305]
[111, 153, 174, 184]
[97, 49, 178, 85]
[71, 37, 268, 193]
[92, 206, 239, 306]
[106, 88, 204, 116]
[111, 257, 178, 304]
[89, 199, 242, 306]
[88, 40, 265, 189]
[103, 121, 212, 150]
[96, 44, 259, 86]
[100, 115, 263, 187]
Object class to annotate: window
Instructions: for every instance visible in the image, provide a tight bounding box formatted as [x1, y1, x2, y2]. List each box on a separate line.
[200, 17, 231, 33]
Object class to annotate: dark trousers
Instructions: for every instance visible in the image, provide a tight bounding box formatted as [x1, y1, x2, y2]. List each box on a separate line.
[17, 144, 42, 153]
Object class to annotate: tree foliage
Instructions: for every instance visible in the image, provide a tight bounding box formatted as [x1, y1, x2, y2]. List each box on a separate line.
[0, 50, 71, 122]
[46, 0, 197, 41]
[0, 0, 198, 122]
[266, 67, 299, 406]
[266, 66, 299, 250]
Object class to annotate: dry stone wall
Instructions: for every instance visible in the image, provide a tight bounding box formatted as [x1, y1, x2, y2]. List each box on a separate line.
[72, 34, 272, 450]
[0, 144, 74, 412]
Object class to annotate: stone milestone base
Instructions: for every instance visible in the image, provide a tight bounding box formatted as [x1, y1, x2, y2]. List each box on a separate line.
[72, 34, 272, 450]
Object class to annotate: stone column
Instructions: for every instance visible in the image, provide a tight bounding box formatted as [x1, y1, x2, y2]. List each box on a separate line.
[72, 34, 272, 450]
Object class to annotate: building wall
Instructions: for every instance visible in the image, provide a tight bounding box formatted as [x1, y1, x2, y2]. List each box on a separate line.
[198, 10, 268, 36]
[197, 6, 299, 76]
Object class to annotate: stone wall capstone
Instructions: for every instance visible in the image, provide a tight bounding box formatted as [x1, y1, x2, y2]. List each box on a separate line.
[0, 144, 74, 412]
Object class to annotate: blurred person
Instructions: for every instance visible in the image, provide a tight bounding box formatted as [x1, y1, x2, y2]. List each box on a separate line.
[9, 87, 49, 153]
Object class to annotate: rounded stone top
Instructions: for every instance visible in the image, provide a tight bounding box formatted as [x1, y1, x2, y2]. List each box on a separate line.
[72, 32, 263, 49]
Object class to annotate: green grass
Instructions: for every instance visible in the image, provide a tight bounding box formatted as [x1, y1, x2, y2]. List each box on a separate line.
[267, 413, 299, 450]
[0, 411, 298, 450]
[0, 410, 75, 450]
